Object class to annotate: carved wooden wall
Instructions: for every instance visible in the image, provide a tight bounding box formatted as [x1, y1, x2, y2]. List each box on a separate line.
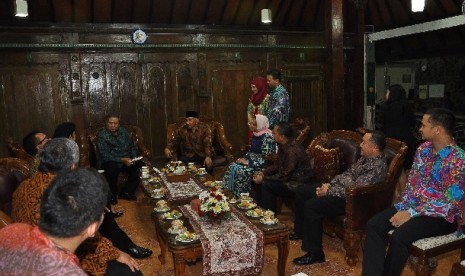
[0, 27, 337, 158]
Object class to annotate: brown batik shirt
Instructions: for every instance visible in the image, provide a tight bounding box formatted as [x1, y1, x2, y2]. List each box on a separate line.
[167, 121, 213, 158]
[263, 139, 313, 191]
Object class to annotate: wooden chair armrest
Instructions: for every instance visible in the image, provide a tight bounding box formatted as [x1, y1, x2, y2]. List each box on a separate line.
[345, 182, 394, 230]
[0, 209, 12, 229]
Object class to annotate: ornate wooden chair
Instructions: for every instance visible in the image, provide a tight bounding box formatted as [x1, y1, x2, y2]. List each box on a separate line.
[79, 124, 152, 168]
[387, 223, 465, 275]
[6, 138, 37, 168]
[166, 118, 233, 178]
[0, 157, 32, 216]
[307, 130, 407, 266]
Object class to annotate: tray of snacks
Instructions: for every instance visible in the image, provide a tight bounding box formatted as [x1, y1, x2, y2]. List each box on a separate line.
[161, 209, 182, 220]
[175, 231, 199, 243]
[246, 208, 264, 218]
[236, 200, 256, 210]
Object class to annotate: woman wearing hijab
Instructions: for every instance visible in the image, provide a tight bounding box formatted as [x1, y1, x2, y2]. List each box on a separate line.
[223, 114, 277, 197]
[247, 77, 269, 142]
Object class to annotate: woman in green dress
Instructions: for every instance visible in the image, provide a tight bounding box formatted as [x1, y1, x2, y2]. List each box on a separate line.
[223, 114, 276, 197]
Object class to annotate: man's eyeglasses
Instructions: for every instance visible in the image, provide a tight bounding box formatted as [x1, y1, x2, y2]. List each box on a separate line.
[37, 136, 48, 146]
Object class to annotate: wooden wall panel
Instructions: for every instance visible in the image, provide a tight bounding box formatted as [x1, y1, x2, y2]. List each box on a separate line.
[208, 60, 264, 151]
[0, 62, 72, 155]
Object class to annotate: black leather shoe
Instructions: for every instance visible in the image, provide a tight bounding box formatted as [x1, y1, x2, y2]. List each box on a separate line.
[119, 192, 137, 201]
[293, 252, 325, 265]
[127, 245, 153, 259]
[112, 210, 124, 217]
[289, 232, 302, 241]
[109, 195, 118, 205]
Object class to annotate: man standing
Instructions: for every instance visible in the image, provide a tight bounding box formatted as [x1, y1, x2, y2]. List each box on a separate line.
[362, 108, 465, 276]
[0, 168, 107, 275]
[164, 111, 213, 171]
[253, 122, 313, 212]
[266, 69, 289, 129]
[293, 131, 387, 265]
[97, 115, 142, 203]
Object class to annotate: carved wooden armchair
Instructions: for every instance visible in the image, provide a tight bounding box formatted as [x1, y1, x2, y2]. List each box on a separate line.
[79, 124, 152, 168]
[166, 119, 233, 177]
[307, 130, 407, 266]
[0, 157, 32, 216]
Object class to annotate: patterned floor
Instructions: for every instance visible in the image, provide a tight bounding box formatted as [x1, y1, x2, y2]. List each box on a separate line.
[113, 189, 458, 276]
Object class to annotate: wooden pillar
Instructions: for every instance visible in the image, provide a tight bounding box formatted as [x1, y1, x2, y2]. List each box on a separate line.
[353, 2, 366, 129]
[325, 0, 344, 130]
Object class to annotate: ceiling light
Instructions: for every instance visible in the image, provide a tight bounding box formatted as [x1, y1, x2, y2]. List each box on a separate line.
[15, 0, 28, 17]
[261, 9, 272, 23]
[411, 0, 425, 12]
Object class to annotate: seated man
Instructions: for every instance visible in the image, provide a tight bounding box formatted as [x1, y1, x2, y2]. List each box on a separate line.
[362, 108, 465, 276]
[293, 130, 388, 265]
[53, 121, 77, 140]
[164, 111, 213, 172]
[22, 130, 49, 174]
[12, 138, 142, 275]
[0, 168, 108, 275]
[97, 115, 143, 203]
[253, 122, 313, 212]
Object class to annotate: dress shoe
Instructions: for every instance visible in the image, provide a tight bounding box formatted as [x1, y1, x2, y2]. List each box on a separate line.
[119, 192, 137, 201]
[293, 252, 325, 265]
[112, 210, 124, 217]
[109, 195, 118, 205]
[127, 244, 153, 259]
[289, 232, 302, 241]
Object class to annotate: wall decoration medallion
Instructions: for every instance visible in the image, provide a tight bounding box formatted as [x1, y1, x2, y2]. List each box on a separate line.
[132, 29, 147, 44]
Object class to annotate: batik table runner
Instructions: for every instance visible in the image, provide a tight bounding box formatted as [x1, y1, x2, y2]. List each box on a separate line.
[159, 173, 204, 202]
[179, 205, 264, 276]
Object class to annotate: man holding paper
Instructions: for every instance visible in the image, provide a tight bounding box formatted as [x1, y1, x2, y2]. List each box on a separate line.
[97, 114, 143, 204]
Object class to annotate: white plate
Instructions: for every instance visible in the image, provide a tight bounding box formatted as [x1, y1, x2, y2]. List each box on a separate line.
[167, 226, 187, 234]
[175, 232, 199, 243]
[260, 218, 278, 225]
[154, 207, 170, 213]
[237, 202, 256, 210]
[151, 193, 164, 199]
[246, 209, 263, 218]
[162, 210, 182, 220]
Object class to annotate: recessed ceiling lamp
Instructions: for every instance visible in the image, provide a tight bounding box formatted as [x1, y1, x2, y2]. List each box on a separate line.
[411, 0, 425, 12]
[261, 9, 272, 23]
[15, 0, 28, 17]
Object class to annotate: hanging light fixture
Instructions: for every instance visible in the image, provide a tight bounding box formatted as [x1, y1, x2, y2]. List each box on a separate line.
[411, 0, 425, 12]
[261, 9, 272, 23]
[15, 0, 28, 17]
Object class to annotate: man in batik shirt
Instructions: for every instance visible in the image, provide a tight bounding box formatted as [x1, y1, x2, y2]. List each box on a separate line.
[293, 131, 387, 265]
[253, 122, 313, 212]
[164, 111, 213, 171]
[0, 168, 107, 275]
[362, 108, 465, 276]
[265, 69, 289, 129]
[12, 138, 141, 276]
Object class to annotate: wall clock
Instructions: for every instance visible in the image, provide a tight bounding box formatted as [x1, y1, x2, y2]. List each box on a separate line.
[132, 29, 148, 44]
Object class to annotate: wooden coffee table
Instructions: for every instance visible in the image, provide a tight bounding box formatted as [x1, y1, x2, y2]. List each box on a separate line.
[145, 170, 290, 275]
[153, 207, 290, 276]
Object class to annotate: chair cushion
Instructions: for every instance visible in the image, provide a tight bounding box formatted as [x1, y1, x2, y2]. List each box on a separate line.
[313, 145, 340, 183]
[327, 138, 360, 172]
[388, 229, 465, 250]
